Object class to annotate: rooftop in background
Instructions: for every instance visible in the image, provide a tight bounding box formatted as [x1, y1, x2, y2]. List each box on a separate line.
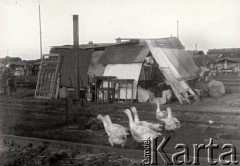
[0, 57, 22, 66]
[212, 54, 240, 63]
[208, 48, 240, 55]
[187, 50, 205, 56]
[207, 48, 240, 63]
[0, 56, 22, 62]
[51, 42, 124, 50]
[24, 59, 41, 65]
[0, 57, 41, 67]
[116, 37, 184, 49]
[51, 37, 184, 50]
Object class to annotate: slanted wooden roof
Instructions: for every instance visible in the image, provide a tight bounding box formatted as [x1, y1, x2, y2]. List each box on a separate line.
[98, 44, 149, 64]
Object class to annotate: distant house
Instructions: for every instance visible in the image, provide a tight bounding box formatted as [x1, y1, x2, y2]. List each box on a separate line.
[208, 48, 240, 74]
[0, 56, 22, 66]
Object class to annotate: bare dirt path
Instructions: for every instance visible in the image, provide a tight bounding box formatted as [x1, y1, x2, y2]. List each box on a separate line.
[0, 88, 240, 163]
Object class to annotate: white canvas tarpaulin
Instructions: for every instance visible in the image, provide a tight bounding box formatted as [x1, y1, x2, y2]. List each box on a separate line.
[145, 40, 199, 80]
[103, 63, 142, 99]
[145, 39, 200, 104]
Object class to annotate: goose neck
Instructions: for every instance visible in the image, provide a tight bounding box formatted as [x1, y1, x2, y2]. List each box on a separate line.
[126, 110, 135, 128]
[156, 102, 161, 112]
[167, 108, 172, 118]
[101, 118, 109, 128]
[132, 111, 139, 123]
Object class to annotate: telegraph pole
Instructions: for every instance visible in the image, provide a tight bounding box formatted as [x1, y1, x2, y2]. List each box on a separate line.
[38, 1, 43, 60]
[177, 20, 179, 39]
[195, 43, 198, 51]
[73, 15, 80, 99]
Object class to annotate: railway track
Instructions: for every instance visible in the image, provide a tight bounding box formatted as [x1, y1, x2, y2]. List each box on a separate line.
[0, 134, 224, 166]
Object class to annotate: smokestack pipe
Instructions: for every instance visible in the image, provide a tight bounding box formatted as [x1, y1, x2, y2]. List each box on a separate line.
[73, 15, 80, 99]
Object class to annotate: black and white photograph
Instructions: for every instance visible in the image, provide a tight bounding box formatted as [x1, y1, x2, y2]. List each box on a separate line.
[0, 0, 240, 165]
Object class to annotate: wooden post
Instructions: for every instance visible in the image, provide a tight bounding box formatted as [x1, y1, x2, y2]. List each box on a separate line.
[65, 98, 69, 127]
[118, 82, 120, 102]
[131, 81, 133, 103]
[125, 80, 127, 103]
[94, 75, 97, 103]
[73, 15, 80, 99]
[107, 77, 109, 104]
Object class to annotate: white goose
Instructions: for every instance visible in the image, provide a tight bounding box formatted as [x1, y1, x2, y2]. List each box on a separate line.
[160, 107, 180, 131]
[124, 109, 161, 143]
[155, 100, 168, 121]
[97, 114, 128, 147]
[104, 115, 129, 135]
[130, 107, 162, 132]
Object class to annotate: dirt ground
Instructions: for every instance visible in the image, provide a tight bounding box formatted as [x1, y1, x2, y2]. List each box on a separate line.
[0, 140, 142, 166]
[0, 88, 240, 164]
[171, 91, 240, 111]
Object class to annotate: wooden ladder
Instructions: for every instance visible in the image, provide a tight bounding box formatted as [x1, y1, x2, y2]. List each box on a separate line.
[34, 54, 60, 99]
[161, 67, 200, 104]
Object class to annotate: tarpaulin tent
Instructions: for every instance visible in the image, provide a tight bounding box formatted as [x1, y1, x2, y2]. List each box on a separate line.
[147, 39, 199, 80]
[93, 37, 200, 103]
[145, 38, 200, 104]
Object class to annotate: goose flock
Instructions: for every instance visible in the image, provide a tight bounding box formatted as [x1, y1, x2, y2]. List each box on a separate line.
[97, 101, 181, 148]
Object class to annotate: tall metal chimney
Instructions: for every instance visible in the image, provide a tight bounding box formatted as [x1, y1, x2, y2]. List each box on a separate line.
[73, 15, 80, 99]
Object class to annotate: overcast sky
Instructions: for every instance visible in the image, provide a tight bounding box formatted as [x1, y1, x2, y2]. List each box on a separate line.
[0, 0, 240, 60]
